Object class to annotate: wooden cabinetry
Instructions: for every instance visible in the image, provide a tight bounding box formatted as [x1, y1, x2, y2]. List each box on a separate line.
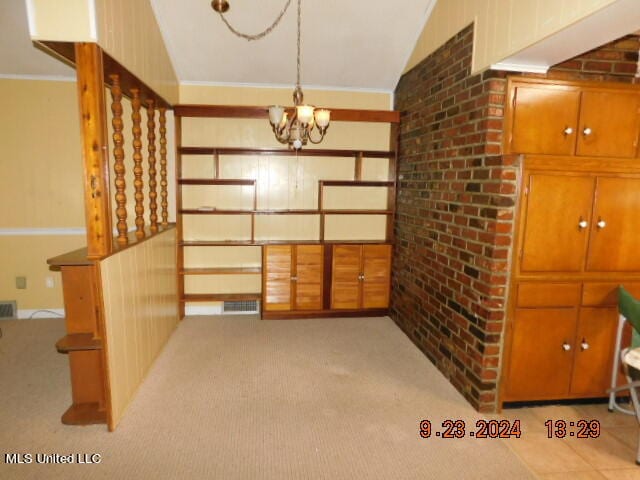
[502, 77, 640, 405]
[331, 244, 391, 310]
[507, 80, 640, 158]
[47, 252, 109, 426]
[263, 244, 324, 312]
[520, 173, 640, 273]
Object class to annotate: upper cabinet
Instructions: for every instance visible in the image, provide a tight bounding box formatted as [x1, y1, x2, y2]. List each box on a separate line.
[507, 80, 640, 158]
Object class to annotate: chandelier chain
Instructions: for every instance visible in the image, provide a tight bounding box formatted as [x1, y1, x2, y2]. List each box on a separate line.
[296, 0, 301, 87]
[217, 0, 293, 41]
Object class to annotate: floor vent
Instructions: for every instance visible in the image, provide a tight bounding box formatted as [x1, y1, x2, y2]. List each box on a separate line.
[223, 300, 259, 314]
[0, 301, 17, 319]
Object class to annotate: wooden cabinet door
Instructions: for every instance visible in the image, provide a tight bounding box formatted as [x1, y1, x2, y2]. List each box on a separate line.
[294, 245, 323, 310]
[510, 86, 580, 155]
[587, 177, 640, 272]
[570, 307, 618, 396]
[362, 245, 391, 309]
[576, 91, 640, 158]
[520, 174, 595, 272]
[505, 308, 578, 400]
[263, 245, 292, 311]
[331, 245, 361, 309]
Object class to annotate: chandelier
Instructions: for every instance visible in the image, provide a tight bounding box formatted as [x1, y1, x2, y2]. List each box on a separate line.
[212, 0, 330, 149]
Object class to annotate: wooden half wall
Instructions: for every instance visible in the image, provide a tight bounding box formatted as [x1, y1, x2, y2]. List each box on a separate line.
[99, 227, 179, 429]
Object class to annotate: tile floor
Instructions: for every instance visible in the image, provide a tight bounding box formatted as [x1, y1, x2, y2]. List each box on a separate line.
[494, 403, 640, 479]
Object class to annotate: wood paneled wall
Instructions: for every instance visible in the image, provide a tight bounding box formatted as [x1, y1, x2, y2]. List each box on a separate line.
[405, 0, 619, 74]
[99, 228, 178, 429]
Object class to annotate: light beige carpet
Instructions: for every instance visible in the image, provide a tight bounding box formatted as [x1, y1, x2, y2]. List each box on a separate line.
[0, 316, 535, 479]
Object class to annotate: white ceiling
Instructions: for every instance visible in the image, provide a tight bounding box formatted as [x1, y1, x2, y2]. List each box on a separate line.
[0, 0, 74, 78]
[150, 0, 434, 92]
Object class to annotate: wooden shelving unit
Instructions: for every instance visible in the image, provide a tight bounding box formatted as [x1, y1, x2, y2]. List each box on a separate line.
[175, 104, 400, 318]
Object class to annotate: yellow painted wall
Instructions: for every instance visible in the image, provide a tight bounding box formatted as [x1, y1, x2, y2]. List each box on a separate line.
[0, 78, 85, 312]
[405, 0, 618, 74]
[100, 227, 178, 428]
[179, 85, 394, 307]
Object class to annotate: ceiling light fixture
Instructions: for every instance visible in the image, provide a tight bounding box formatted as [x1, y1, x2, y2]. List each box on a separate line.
[212, 0, 330, 149]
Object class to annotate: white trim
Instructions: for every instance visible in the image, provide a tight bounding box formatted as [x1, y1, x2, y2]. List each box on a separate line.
[397, 0, 438, 79]
[179, 80, 393, 95]
[490, 62, 550, 74]
[0, 228, 86, 236]
[87, 0, 98, 41]
[25, 0, 37, 36]
[17, 309, 65, 320]
[0, 74, 75, 82]
[185, 305, 223, 316]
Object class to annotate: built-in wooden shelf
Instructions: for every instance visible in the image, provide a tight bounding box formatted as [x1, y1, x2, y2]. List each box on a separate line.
[180, 209, 254, 215]
[180, 267, 261, 275]
[61, 402, 107, 426]
[182, 293, 262, 302]
[322, 210, 393, 215]
[320, 180, 395, 187]
[55, 333, 102, 353]
[181, 208, 391, 215]
[178, 178, 255, 186]
[179, 146, 395, 158]
[180, 240, 388, 247]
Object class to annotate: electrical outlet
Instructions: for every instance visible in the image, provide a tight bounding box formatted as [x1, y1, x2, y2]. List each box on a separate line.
[16, 276, 27, 289]
[45, 277, 54, 288]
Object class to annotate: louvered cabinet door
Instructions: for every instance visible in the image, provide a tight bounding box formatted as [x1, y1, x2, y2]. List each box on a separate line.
[263, 245, 292, 311]
[294, 245, 323, 310]
[361, 244, 391, 309]
[331, 245, 362, 309]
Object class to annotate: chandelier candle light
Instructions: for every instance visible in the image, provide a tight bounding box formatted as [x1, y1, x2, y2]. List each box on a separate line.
[212, 0, 330, 149]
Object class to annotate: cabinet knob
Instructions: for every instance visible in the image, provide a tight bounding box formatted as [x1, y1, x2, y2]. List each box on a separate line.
[596, 218, 606, 229]
[581, 339, 590, 351]
[358, 273, 365, 281]
[291, 275, 298, 282]
[563, 127, 574, 135]
[578, 218, 588, 229]
[562, 342, 571, 351]
[583, 127, 593, 136]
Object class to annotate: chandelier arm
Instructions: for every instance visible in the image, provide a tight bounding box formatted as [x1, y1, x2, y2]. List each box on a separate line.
[307, 128, 327, 145]
[218, 0, 293, 41]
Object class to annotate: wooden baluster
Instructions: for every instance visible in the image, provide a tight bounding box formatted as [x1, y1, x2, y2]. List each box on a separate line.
[159, 108, 169, 227]
[110, 74, 128, 245]
[147, 100, 158, 233]
[131, 89, 145, 239]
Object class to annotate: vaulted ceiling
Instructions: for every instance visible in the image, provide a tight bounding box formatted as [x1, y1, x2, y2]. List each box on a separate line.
[149, 0, 434, 92]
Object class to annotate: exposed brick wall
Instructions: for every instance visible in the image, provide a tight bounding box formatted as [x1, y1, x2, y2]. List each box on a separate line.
[391, 24, 516, 412]
[392, 27, 640, 413]
[548, 34, 639, 83]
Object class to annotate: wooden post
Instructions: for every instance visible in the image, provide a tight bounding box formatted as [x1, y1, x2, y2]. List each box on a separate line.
[131, 89, 145, 239]
[159, 108, 169, 227]
[75, 43, 112, 258]
[147, 100, 158, 233]
[109, 74, 128, 245]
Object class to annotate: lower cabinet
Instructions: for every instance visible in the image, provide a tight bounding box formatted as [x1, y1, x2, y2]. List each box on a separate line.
[504, 282, 639, 402]
[262, 244, 323, 312]
[262, 243, 392, 317]
[331, 244, 391, 310]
